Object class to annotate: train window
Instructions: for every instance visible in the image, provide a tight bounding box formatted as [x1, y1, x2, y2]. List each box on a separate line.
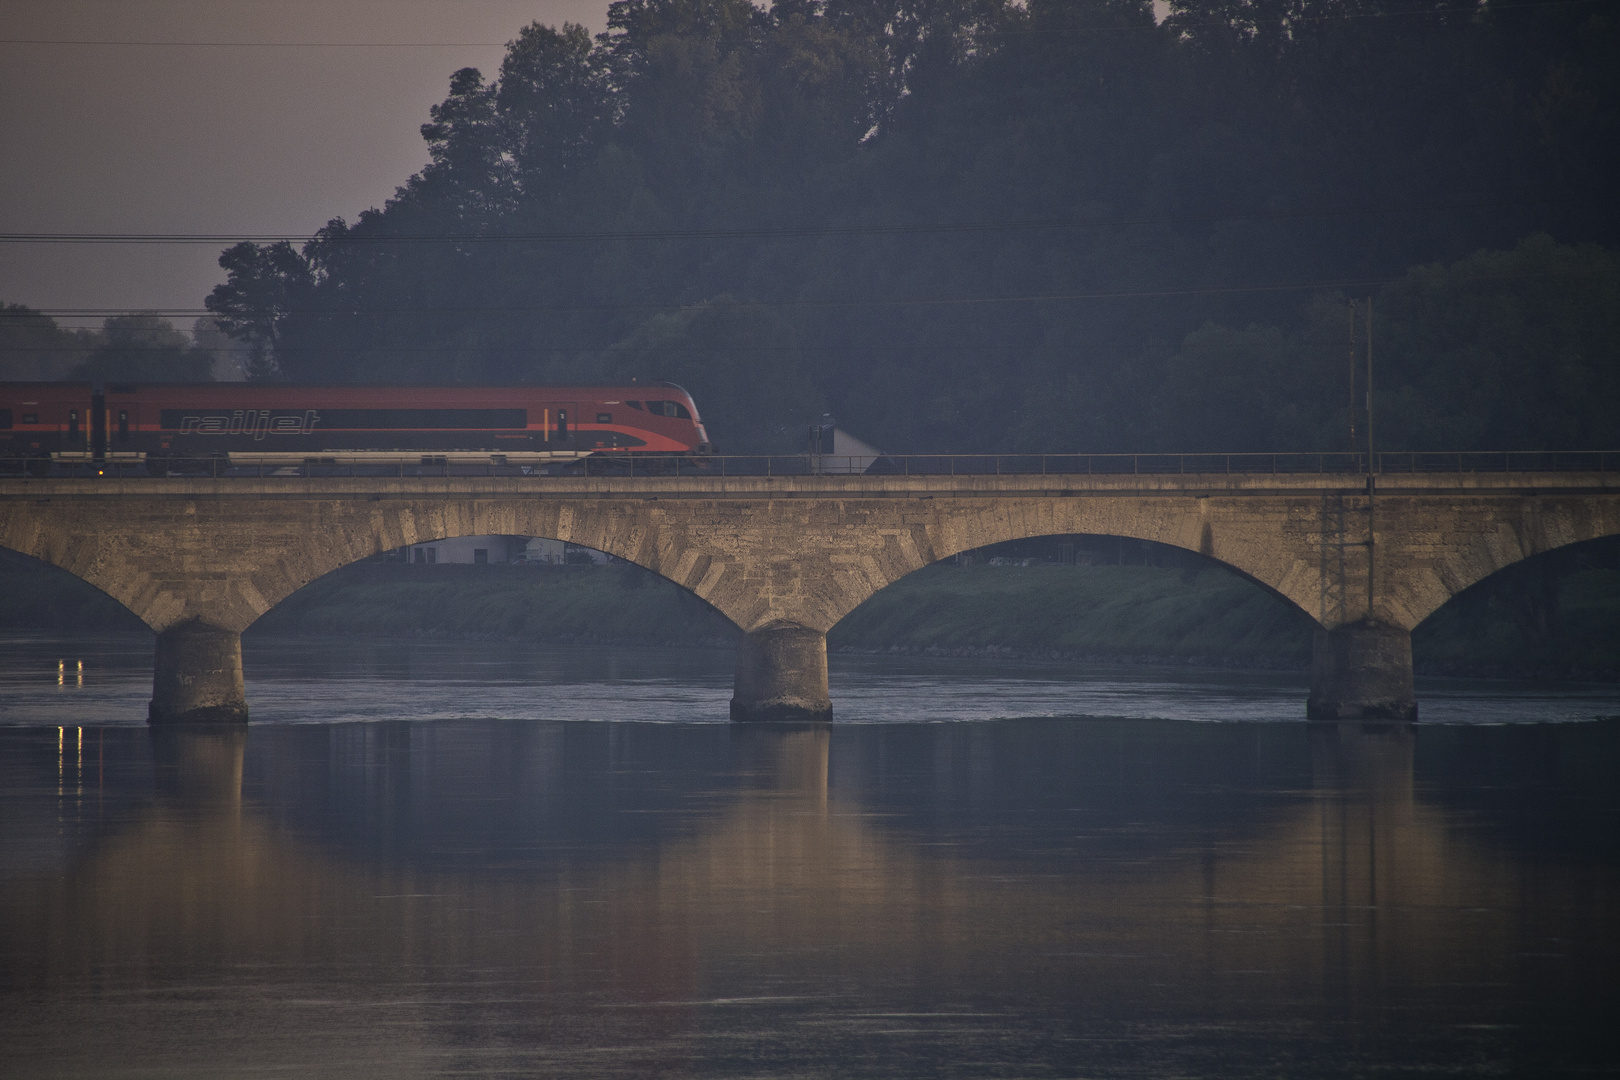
[160, 408, 527, 431]
[306, 409, 526, 429]
[22, 413, 37, 424]
[597, 412, 611, 424]
[117, 410, 129, 439]
[643, 400, 691, 419]
[0, 409, 10, 429]
[626, 400, 643, 410]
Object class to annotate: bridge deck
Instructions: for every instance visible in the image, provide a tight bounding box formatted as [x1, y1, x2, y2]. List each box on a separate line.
[3, 469, 1616, 501]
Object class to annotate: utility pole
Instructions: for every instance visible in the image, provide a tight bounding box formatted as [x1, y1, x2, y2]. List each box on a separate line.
[1364, 295, 1376, 618]
[1349, 300, 1358, 450]
[1365, 296, 1375, 475]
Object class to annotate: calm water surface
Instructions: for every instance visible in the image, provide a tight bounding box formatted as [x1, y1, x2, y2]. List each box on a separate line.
[2, 633, 1618, 1078]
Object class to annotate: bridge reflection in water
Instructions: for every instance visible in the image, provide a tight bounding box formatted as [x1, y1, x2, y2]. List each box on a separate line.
[2, 720, 1616, 1076]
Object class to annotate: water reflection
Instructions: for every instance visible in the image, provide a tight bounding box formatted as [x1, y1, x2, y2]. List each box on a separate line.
[2, 719, 1616, 1077]
[150, 723, 247, 803]
[7, 633, 1620, 726]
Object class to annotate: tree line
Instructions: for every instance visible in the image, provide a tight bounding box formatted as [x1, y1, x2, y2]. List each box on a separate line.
[7, 0, 1619, 453]
[0, 310, 227, 383]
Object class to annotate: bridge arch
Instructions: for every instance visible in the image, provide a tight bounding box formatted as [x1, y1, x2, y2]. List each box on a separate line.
[0, 491, 761, 722]
[246, 526, 737, 642]
[0, 544, 147, 632]
[0, 495, 751, 637]
[829, 531, 1321, 663]
[796, 497, 1338, 636]
[1384, 495, 1620, 632]
[1410, 534, 1620, 673]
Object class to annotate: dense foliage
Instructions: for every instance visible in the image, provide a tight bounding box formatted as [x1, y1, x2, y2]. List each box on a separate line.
[0, 311, 222, 383]
[188, 0, 1620, 449]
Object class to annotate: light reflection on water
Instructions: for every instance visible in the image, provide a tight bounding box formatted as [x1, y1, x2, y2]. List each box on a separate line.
[1, 633, 1618, 1076]
[2, 632, 1617, 725]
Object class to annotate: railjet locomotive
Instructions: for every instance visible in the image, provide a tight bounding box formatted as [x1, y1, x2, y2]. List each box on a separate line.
[0, 383, 710, 473]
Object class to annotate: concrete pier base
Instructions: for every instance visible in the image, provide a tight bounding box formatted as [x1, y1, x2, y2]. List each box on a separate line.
[149, 621, 248, 724]
[730, 626, 833, 723]
[1307, 620, 1417, 722]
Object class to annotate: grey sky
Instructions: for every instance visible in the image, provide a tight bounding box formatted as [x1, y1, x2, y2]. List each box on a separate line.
[0, 0, 609, 331]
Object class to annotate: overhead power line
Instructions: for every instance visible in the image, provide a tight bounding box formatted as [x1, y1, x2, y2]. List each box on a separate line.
[0, 0, 1603, 48]
[0, 342, 1126, 355]
[0, 39, 512, 48]
[0, 200, 1519, 246]
[5, 277, 1400, 321]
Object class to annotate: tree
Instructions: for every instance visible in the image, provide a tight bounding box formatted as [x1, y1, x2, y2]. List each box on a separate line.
[603, 295, 824, 451]
[498, 22, 612, 197]
[198, 0, 1618, 453]
[408, 67, 517, 226]
[204, 241, 315, 381]
[0, 304, 95, 381]
[1373, 234, 1620, 451]
[192, 317, 244, 380]
[69, 315, 214, 382]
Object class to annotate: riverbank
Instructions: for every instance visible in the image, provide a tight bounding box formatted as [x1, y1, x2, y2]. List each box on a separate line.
[253, 560, 740, 647]
[3, 549, 1616, 679]
[827, 563, 1312, 666]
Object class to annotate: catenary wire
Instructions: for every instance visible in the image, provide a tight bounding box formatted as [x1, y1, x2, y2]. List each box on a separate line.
[5, 277, 1400, 322]
[0, 340, 1242, 354]
[0, 0, 1606, 48]
[0, 200, 1527, 245]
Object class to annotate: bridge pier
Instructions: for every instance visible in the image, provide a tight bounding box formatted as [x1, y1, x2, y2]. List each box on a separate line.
[149, 621, 249, 724]
[1307, 620, 1417, 722]
[730, 626, 833, 723]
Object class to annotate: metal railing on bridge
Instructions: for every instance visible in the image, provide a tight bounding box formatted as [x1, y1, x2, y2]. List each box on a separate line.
[4, 450, 1618, 480]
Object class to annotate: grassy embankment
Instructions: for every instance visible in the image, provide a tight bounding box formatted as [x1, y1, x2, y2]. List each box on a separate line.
[2, 548, 1617, 678]
[827, 563, 1313, 666]
[252, 561, 739, 646]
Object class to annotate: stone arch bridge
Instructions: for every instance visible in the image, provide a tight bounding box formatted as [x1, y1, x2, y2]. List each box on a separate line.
[2, 470, 1616, 722]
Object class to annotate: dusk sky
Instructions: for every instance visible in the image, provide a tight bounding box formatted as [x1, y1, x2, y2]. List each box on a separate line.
[1, 0, 609, 330]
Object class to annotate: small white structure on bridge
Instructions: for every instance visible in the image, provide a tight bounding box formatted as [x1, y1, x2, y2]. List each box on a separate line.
[807, 424, 883, 475]
[404, 534, 528, 565]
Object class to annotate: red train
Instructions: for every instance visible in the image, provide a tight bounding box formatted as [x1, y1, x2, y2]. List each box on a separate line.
[0, 382, 710, 473]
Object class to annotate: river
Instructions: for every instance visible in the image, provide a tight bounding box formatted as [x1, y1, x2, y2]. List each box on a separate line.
[2, 632, 1617, 1077]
